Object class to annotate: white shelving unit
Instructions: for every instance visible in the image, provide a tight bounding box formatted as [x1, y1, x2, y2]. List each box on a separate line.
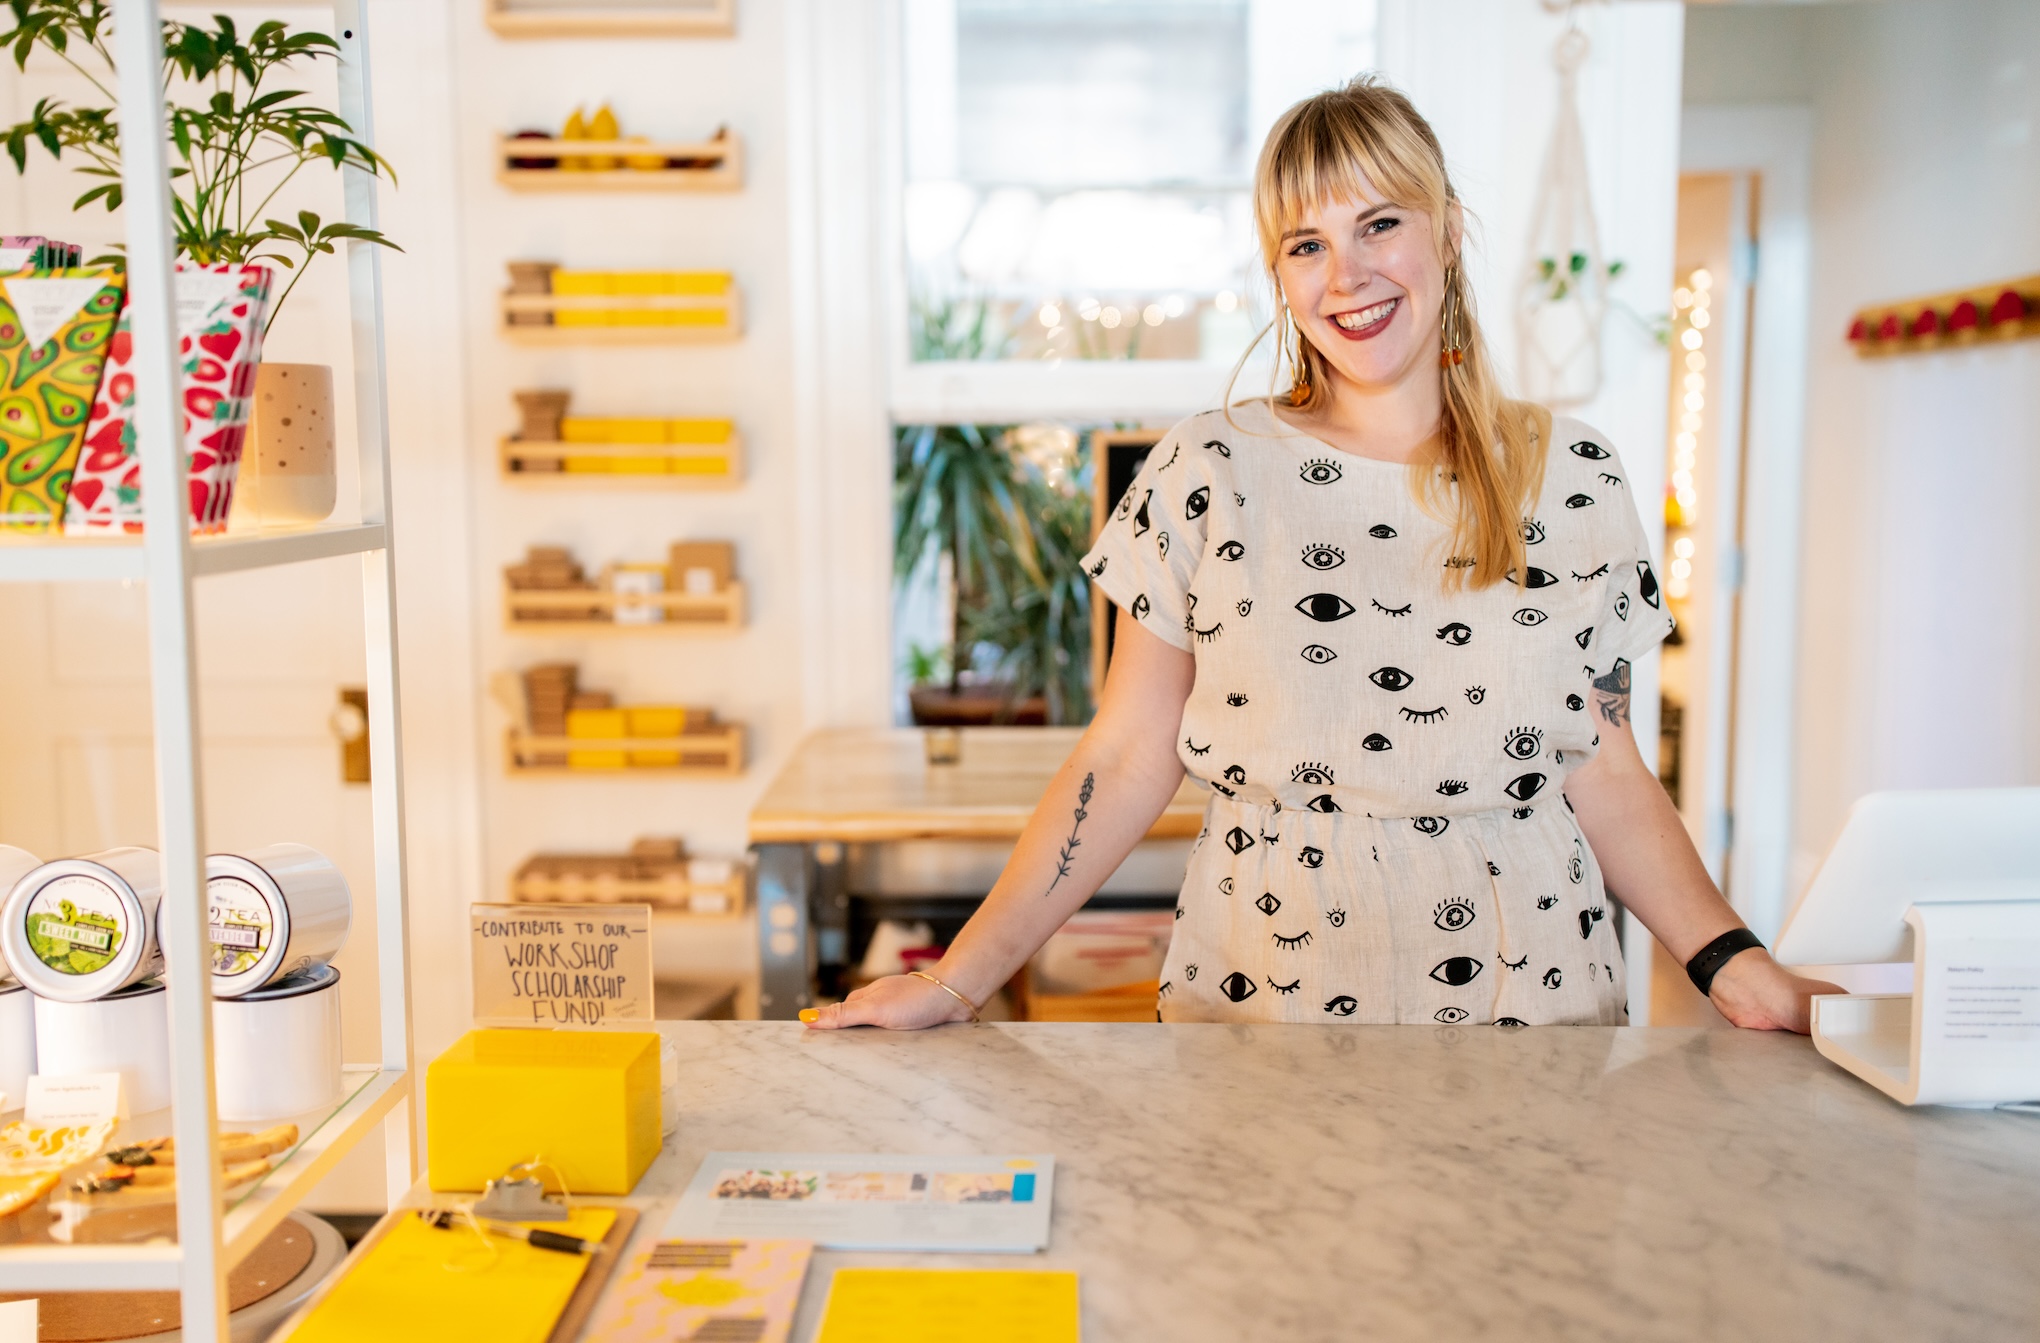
[0, 1, 415, 1335]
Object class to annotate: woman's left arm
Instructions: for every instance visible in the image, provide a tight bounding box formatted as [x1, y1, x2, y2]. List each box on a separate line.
[1561, 657, 1841, 1032]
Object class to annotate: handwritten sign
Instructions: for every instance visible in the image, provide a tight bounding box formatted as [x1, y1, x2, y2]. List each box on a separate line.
[470, 903, 654, 1027]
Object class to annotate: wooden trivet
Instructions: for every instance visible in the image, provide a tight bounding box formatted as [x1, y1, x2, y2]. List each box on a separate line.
[0, 1213, 317, 1341]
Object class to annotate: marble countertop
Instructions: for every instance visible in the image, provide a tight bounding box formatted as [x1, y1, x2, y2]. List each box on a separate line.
[626, 1022, 2040, 1342]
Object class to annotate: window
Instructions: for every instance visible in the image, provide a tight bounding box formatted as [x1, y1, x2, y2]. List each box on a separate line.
[902, 0, 1377, 368]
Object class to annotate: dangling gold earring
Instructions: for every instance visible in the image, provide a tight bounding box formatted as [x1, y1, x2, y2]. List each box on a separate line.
[1284, 303, 1313, 406]
[1439, 263, 1470, 368]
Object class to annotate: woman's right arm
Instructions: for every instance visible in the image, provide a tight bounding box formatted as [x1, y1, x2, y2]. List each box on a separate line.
[806, 612, 1196, 1029]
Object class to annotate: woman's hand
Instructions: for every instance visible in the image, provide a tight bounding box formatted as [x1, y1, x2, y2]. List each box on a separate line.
[1706, 949, 1845, 1034]
[802, 974, 977, 1031]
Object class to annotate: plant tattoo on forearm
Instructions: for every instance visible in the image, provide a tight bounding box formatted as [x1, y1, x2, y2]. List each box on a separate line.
[1047, 772, 1095, 896]
[1592, 657, 1632, 728]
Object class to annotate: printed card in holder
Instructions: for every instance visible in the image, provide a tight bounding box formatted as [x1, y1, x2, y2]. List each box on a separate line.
[665, 1153, 1054, 1253]
[469, 903, 653, 1028]
[583, 1238, 812, 1343]
[24, 1073, 122, 1126]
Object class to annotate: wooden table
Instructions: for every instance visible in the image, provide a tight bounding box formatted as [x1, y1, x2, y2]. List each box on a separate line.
[747, 728, 1205, 1017]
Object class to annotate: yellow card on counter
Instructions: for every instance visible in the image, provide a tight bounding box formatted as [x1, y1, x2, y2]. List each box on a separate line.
[816, 1268, 1079, 1343]
[284, 1206, 617, 1343]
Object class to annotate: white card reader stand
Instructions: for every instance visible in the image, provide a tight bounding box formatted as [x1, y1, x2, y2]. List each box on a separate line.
[1775, 789, 2040, 1107]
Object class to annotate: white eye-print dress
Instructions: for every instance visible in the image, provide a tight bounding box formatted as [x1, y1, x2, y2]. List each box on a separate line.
[1080, 399, 1675, 1026]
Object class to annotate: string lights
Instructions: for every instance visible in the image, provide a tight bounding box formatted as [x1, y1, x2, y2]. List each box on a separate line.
[1665, 266, 1711, 601]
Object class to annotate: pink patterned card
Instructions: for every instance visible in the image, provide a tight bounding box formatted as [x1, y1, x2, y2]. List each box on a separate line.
[63, 263, 271, 535]
[582, 1238, 812, 1343]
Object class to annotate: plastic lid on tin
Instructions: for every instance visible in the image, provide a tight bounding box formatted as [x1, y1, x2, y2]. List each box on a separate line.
[206, 855, 292, 998]
[0, 850, 164, 1003]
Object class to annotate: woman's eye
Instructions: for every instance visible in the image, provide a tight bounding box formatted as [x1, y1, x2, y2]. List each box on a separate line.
[1288, 239, 1323, 256]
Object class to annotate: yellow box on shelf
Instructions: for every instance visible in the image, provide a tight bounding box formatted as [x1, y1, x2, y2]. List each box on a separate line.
[567, 707, 629, 768]
[626, 704, 685, 766]
[667, 418, 734, 443]
[426, 1028, 661, 1194]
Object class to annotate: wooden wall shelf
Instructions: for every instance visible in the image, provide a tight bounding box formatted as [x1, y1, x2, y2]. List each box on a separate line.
[496, 134, 742, 191]
[485, 0, 735, 38]
[506, 724, 745, 776]
[512, 866, 747, 916]
[501, 286, 743, 343]
[1848, 273, 2038, 357]
[505, 578, 745, 631]
[499, 435, 744, 485]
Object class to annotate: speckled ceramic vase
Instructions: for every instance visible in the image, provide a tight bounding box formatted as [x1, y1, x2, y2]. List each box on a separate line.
[240, 362, 337, 524]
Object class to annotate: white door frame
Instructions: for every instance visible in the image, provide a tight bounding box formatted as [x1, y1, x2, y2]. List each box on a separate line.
[1678, 105, 1814, 942]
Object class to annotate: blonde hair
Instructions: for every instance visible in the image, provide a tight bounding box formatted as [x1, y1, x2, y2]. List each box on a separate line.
[1239, 75, 1546, 590]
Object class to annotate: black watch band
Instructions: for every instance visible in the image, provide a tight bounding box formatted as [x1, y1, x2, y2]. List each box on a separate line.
[1686, 928, 1765, 997]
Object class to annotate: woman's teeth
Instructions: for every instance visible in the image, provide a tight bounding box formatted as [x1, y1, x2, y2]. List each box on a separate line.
[1333, 298, 1398, 331]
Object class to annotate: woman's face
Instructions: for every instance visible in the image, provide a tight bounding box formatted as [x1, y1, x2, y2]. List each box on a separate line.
[1272, 180, 1456, 395]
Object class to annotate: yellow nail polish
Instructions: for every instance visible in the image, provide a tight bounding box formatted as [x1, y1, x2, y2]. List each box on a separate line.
[799, 1008, 819, 1024]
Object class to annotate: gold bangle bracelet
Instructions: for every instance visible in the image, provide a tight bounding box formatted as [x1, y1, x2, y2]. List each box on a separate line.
[908, 969, 982, 1024]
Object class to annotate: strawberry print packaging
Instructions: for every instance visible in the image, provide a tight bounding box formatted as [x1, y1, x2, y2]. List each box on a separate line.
[64, 263, 273, 535]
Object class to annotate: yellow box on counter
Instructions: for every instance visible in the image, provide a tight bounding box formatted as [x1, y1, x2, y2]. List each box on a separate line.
[426, 1028, 661, 1194]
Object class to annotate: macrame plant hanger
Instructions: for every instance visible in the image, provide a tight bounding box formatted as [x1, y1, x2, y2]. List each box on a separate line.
[1516, 1, 1609, 408]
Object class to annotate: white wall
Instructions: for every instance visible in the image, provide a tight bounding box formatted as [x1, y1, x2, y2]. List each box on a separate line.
[1684, 0, 2040, 893]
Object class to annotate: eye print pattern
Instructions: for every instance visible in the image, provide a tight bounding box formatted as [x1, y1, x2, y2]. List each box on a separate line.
[1297, 593, 1356, 622]
[1430, 956, 1483, 986]
[1093, 414, 1654, 1025]
[1434, 897, 1475, 931]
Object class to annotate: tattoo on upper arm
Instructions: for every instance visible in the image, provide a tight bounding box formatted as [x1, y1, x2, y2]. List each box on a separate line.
[1046, 772, 1096, 896]
[1592, 658, 1631, 728]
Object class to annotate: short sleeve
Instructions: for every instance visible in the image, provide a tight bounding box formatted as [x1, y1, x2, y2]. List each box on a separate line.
[1080, 425, 1211, 653]
[1585, 435, 1677, 670]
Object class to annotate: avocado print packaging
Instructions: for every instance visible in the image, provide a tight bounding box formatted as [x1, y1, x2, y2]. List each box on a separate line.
[0, 267, 125, 532]
[0, 847, 165, 1003]
[0, 237, 83, 271]
[63, 262, 272, 535]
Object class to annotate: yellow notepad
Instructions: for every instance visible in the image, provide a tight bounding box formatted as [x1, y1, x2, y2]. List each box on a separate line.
[285, 1206, 616, 1343]
[816, 1268, 1079, 1343]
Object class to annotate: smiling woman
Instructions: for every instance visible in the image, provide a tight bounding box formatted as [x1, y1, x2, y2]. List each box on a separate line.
[811, 75, 1841, 1036]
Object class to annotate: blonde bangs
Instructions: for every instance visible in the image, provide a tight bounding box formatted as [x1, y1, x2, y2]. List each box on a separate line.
[1243, 76, 1546, 592]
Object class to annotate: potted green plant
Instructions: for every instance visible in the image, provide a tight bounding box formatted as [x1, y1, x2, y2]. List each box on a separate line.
[893, 422, 1092, 727]
[0, 1, 398, 525]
